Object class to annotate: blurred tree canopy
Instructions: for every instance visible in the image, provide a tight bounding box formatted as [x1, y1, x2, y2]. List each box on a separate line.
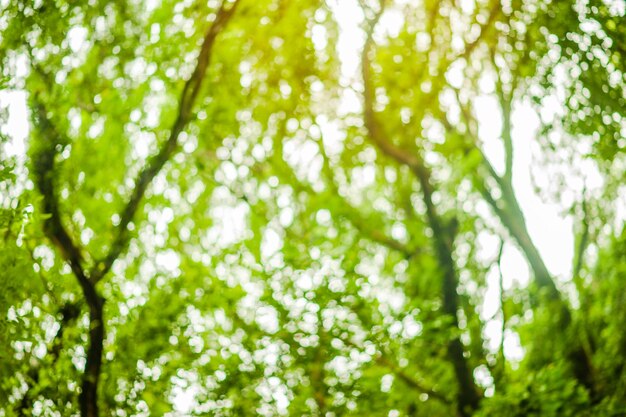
[0, 0, 625, 416]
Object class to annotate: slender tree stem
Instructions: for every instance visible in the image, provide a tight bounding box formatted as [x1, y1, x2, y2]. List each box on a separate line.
[360, 4, 480, 415]
[31, 2, 240, 415]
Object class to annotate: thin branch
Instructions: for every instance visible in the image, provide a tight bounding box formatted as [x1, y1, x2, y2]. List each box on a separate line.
[311, 323, 328, 415]
[266, 114, 415, 257]
[496, 239, 506, 376]
[361, 4, 422, 170]
[457, 0, 501, 62]
[316, 135, 416, 257]
[360, 5, 481, 415]
[572, 192, 589, 285]
[376, 355, 452, 405]
[340, 334, 451, 405]
[32, 103, 99, 306]
[492, 53, 514, 186]
[439, 113, 505, 193]
[91, 0, 241, 283]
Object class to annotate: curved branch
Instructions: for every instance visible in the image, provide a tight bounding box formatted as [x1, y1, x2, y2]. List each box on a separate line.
[494, 239, 506, 385]
[360, 5, 481, 416]
[31, 3, 240, 416]
[572, 194, 589, 285]
[492, 53, 514, 186]
[316, 136, 416, 257]
[92, 0, 241, 283]
[443, 92, 560, 299]
[32, 102, 104, 417]
[32, 104, 89, 286]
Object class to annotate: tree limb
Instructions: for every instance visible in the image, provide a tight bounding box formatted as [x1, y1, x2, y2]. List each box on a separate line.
[91, 0, 241, 283]
[572, 193, 589, 286]
[375, 355, 452, 405]
[444, 91, 560, 299]
[316, 134, 416, 257]
[31, 2, 240, 416]
[32, 98, 107, 417]
[492, 53, 514, 186]
[340, 333, 451, 406]
[360, 5, 481, 415]
[32, 105, 89, 288]
[495, 239, 506, 384]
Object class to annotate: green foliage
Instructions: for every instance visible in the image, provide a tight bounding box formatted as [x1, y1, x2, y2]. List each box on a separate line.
[0, 0, 625, 415]
[478, 363, 590, 417]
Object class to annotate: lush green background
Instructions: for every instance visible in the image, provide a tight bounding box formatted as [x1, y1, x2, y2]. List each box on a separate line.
[1, 0, 625, 416]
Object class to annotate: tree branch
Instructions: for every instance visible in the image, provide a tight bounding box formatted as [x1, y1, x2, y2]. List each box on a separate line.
[572, 193, 589, 286]
[31, 3, 240, 416]
[32, 105, 89, 286]
[495, 239, 506, 384]
[91, 0, 241, 283]
[32, 99, 106, 417]
[316, 135, 416, 257]
[492, 53, 514, 186]
[375, 355, 452, 405]
[360, 5, 481, 415]
[443, 91, 560, 299]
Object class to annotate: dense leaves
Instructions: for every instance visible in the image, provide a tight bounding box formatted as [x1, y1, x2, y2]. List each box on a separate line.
[0, 0, 625, 416]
